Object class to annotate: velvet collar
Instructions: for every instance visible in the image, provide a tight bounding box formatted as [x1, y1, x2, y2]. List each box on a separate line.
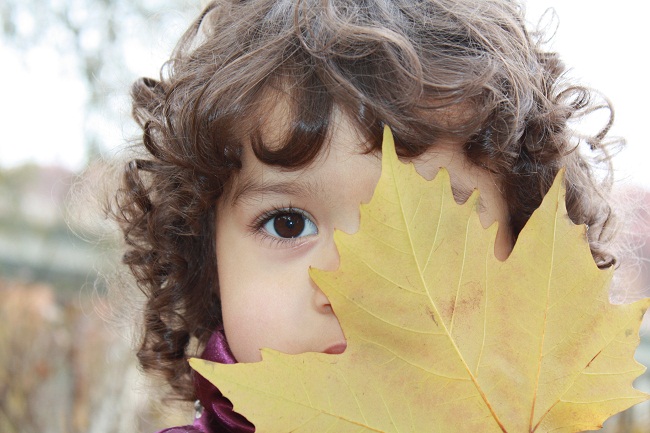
[157, 329, 255, 433]
[193, 329, 255, 432]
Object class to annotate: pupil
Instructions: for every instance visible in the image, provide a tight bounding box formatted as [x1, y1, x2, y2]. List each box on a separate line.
[274, 213, 305, 238]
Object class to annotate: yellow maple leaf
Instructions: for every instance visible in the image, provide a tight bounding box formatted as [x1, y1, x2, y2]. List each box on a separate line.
[190, 126, 650, 432]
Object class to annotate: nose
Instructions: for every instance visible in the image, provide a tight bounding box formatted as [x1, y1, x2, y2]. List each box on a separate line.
[309, 232, 341, 313]
[311, 278, 334, 313]
[317, 232, 341, 272]
[309, 196, 365, 312]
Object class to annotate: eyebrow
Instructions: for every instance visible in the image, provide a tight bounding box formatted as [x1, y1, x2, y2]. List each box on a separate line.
[229, 174, 485, 211]
[229, 177, 325, 205]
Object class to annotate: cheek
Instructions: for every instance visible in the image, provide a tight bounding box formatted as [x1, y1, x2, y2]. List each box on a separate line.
[215, 222, 270, 361]
[220, 283, 281, 362]
[215, 217, 310, 362]
[218, 252, 281, 362]
[219, 264, 314, 362]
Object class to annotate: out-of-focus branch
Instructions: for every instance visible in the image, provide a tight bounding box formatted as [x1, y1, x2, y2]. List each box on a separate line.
[1, 0, 196, 167]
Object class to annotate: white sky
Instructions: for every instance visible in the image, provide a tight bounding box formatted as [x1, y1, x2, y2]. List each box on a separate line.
[1, 1, 648, 188]
[1, 45, 88, 169]
[523, 1, 650, 188]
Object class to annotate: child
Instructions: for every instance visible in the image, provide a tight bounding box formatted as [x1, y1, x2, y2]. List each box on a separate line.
[114, 0, 618, 431]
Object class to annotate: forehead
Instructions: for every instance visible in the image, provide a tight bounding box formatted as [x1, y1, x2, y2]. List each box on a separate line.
[226, 108, 380, 206]
[223, 109, 480, 216]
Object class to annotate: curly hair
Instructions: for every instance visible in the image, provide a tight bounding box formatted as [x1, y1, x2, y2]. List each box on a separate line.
[113, 0, 619, 400]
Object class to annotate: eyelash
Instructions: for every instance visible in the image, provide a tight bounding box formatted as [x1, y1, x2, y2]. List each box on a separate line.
[249, 206, 318, 246]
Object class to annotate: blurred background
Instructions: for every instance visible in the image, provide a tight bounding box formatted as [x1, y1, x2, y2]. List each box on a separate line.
[0, 1, 648, 432]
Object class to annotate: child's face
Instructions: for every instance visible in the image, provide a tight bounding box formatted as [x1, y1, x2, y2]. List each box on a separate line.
[216, 111, 512, 363]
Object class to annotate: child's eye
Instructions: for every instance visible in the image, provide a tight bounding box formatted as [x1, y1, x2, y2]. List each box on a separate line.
[260, 209, 318, 239]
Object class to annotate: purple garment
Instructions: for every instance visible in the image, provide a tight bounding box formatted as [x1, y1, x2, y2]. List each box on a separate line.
[157, 329, 255, 433]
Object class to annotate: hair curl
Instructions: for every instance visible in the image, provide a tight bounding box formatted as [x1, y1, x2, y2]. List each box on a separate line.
[113, 0, 619, 400]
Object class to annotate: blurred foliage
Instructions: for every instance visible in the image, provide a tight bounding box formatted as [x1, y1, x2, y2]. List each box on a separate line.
[0, 160, 194, 431]
[0, 163, 106, 296]
[0, 0, 200, 164]
[0, 1, 201, 430]
[0, 279, 193, 433]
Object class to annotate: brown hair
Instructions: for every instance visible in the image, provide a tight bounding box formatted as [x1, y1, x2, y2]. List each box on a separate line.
[113, 0, 619, 400]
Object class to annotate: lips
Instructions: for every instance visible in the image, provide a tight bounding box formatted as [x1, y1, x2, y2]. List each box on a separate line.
[323, 342, 347, 354]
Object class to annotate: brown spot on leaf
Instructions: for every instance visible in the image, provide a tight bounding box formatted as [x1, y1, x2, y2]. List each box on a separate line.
[426, 306, 438, 327]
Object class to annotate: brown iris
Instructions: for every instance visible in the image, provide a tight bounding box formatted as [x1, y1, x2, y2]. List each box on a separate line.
[273, 212, 306, 238]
